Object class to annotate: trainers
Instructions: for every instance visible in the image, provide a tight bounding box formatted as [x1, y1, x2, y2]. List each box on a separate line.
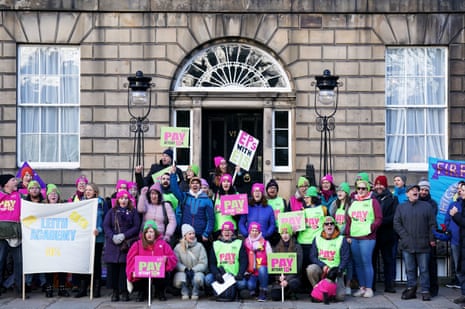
[191, 295, 199, 300]
[454, 295, 465, 304]
[352, 288, 365, 297]
[345, 287, 352, 296]
[363, 288, 374, 298]
[181, 295, 189, 300]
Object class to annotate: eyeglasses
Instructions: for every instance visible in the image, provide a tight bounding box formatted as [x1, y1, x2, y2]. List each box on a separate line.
[324, 222, 335, 226]
[357, 187, 368, 191]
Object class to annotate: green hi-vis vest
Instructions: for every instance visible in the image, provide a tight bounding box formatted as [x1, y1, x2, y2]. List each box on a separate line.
[213, 239, 242, 275]
[214, 196, 237, 232]
[334, 206, 346, 231]
[315, 235, 343, 268]
[297, 206, 325, 245]
[268, 197, 286, 227]
[163, 193, 179, 210]
[348, 199, 374, 237]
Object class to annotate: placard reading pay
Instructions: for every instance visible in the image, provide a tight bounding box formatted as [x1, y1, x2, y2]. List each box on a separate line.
[135, 256, 166, 278]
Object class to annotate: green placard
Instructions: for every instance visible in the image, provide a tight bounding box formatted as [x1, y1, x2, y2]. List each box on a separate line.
[267, 252, 297, 274]
[277, 211, 305, 232]
[160, 127, 190, 148]
[151, 166, 171, 183]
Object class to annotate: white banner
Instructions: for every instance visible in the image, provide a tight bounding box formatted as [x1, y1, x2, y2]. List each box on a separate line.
[229, 130, 259, 171]
[21, 199, 97, 274]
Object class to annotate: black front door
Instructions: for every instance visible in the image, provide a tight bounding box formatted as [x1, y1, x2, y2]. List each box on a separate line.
[202, 109, 263, 193]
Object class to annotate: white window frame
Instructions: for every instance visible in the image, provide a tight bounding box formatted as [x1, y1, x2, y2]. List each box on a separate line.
[17, 45, 80, 169]
[272, 110, 292, 172]
[385, 46, 448, 171]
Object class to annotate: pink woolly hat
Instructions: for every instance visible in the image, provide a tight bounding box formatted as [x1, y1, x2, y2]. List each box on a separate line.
[320, 174, 334, 184]
[248, 222, 261, 233]
[149, 182, 162, 194]
[214, 156, 225, 168]
[222, 221, 235, 231]
[220, 174, 233, 183]
[251, 183, 265, 195]
[116, 179, 128, 190]
[75, 175, 88, 186]
[116, 190, 130, 199]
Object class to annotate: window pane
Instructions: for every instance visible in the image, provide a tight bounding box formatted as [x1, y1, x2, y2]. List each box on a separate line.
[275, 111, 288, 128]
[17, 45, 80, 167]
[275, 130, 288, 147]
[175, 110, 190, 166]
[275, 149, 288, 166]
[385, 47, 447, 170]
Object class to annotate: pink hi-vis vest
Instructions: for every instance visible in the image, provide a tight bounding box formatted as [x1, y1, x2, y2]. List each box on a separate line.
[0, 191, 21, 222]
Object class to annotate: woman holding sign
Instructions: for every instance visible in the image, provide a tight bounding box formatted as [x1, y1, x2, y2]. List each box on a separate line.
[126, 220, 177, 302]
[212, 173, 239, 240]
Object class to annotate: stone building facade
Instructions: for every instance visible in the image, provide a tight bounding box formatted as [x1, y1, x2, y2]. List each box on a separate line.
[0, 0, 464, 199]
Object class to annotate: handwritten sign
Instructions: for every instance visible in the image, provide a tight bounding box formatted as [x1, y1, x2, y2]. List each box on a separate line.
[135, 256, 166, 278]
[229, 130, 259, 171]
[220, 194, 248, 215]
[267, 253, 297, 274]
[160, 127, 190, 148]
[277, 211, 305, 232]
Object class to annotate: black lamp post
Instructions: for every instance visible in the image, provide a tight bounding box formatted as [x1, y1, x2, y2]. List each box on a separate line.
[126, 71, 154, 177]
[312, 69, 342, 179]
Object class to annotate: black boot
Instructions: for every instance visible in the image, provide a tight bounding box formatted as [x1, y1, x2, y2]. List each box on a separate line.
[111, 289, 119, 302]
[93, 279, 101, 298]
[157, 288, 167, 301]
[121, 289, 130, 301]
[74, 280, 87, 298]
[45, 285, 53, 298]
[58, 285, 70, 297]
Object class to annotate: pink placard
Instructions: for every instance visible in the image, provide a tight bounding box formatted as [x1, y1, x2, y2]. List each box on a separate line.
[220, 194, 248, 215]
[135, 256, 166, 278]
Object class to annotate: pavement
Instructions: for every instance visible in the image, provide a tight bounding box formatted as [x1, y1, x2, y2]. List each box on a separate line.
[0, 283, 463, 309]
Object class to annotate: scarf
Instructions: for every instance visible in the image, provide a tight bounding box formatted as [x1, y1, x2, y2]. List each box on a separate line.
[245, 233, 265, 273]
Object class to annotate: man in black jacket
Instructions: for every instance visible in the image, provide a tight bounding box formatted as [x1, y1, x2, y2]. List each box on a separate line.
[394, 184, 436, 301]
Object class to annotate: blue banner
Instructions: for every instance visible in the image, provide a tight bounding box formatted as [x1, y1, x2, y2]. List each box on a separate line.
[428, 157, 465, 227]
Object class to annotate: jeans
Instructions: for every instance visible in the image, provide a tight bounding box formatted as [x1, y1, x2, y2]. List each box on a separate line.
[0, 240, 22, 293]
[205, 273, 247, 293]
[451, 244, 459, 278]
[350, 239, 375, 288]
[246, 266, 268, 290]
[402, 251, 430, 292]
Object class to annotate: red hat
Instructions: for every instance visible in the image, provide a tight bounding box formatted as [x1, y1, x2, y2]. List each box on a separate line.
[20, 167, 33, 179]
[374, 175, 388, 188]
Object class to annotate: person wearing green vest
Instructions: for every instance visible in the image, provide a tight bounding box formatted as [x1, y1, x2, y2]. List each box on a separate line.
[345, 177, 382, 298]
[266, 179, 287, 246]
[307, 216, 350, 301]
[205, 221, 248, 301]
[329, 182, 354, 296]
[297, 186, 327, 290]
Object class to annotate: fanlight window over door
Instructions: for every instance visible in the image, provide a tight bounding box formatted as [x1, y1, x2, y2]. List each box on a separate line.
[175, 43, 291, 92]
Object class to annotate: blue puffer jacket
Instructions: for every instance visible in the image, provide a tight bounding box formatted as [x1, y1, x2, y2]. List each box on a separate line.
[170, 173, 214, 239]
[238, 202, 276, 239]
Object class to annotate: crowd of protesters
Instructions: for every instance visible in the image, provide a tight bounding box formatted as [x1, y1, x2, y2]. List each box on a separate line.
[0, 148, 463, 305]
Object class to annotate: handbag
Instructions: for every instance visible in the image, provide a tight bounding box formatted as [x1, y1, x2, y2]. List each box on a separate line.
[114, 210, 138, 253]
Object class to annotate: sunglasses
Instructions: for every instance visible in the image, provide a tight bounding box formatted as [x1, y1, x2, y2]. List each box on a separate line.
[324, 222, 335, 226]
[357, 187, 368, 191]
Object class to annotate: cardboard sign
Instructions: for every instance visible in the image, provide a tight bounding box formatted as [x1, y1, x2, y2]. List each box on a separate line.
[267, 253, 297, 274]
[151, 166, 171, 183]
[229, 130, 259, 171]
[160, 127, 190, 148]
[135, 256, 166, 278]
[277, 211, 306, 232]
[220, 194, 248, 215]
